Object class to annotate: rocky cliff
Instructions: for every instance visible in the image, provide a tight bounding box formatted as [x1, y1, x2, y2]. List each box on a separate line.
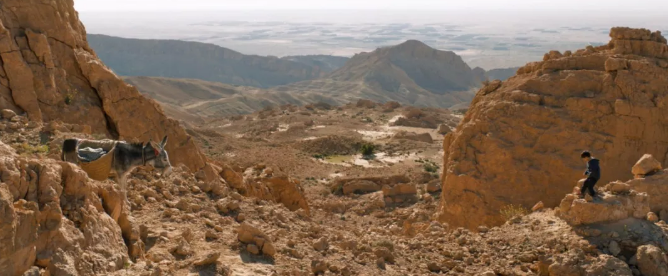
[0, 140, 135, 276]
[0, 0, 207, 173]
[439, 27, 668, 229]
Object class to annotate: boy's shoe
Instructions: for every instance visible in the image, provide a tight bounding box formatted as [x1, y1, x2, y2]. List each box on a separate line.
[585, 194, 594, 202]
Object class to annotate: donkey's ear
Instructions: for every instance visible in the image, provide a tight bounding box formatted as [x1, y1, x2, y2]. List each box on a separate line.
[144, 139, 152, 148]
[160, 136, 168, 148]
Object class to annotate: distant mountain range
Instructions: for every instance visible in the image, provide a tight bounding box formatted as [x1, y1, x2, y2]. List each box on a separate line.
[122, 76, 296, 122]
[89, 34, 519, 121]
[88, 34, 339, 88]
[281, 55, 350, 73]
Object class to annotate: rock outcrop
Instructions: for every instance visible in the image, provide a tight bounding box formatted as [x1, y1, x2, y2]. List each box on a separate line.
[218, 164, 310, 214]
[558, 188, 650, 226]
[331, 175, 411, 196]
[237, 223, 276, 258]
[627, 169, 668, 215]
[382, 184, 418, 206]
[0, 141, 134, 275]
[440, 27, 668, 229]
[0, 0, 208, 174]
[391, 131, 433, 144]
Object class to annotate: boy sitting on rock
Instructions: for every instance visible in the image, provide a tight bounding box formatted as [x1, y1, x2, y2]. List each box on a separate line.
[580, 151, 601, 199]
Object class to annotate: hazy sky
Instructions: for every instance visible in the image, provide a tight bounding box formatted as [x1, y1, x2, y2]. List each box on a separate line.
[75, 0, 668, 11]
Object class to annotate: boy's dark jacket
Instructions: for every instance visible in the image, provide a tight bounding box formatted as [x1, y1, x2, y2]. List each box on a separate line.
[585, 158, 601, 179]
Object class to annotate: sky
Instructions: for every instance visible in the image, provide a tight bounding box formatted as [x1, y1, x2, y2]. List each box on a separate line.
[74, 0, 668, 11]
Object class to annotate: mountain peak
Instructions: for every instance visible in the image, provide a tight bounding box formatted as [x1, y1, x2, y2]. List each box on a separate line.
[390, 39, 435, 52]
[396, 39, 430, 48]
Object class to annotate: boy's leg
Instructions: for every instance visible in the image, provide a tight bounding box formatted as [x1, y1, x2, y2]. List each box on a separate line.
[582, 177, 598, 197]
[589, 178, 599, 197]
[580, 179, 588, 198]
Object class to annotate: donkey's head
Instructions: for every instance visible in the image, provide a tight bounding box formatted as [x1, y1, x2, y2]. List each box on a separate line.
[145, 136, 173, 176]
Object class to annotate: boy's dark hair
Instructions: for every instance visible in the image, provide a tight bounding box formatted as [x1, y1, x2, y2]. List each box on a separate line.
[581, 151, 591, 158]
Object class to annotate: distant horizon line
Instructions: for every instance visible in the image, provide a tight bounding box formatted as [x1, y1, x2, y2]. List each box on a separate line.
[77, 8, 663, 12]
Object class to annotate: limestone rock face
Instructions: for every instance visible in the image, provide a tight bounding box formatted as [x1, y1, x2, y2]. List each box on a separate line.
[0, 0, 206, 173]
[0, 141, 132, 276]
[440, 27, 668, 229]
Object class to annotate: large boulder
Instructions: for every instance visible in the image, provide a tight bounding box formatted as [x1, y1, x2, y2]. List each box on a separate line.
[237, 223, 276, 258]
[637, 245, 668, 276]
[439, 27, 668, 229]
[0, 0, 210, 175]
[626, 169, 668, 214]
[260, 176, 310, 215]
[632, 154, 663, 177]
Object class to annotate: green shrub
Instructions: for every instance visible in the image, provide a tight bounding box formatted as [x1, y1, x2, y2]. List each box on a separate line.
[330, 183, 343, 195]
[360, 143, 376, 156]
[19, 143, 49, 155]
[500, 204, 528, 221]
[64, 89, 78, 105]
[424, 163, 438, 173]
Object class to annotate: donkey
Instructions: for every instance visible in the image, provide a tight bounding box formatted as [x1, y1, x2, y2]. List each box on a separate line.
[62, 136, 173, 190]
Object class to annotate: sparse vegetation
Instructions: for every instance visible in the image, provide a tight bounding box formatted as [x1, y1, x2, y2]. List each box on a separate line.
[312, 153, 327, 160]
[64, 89, 78, 105]
[18, 143, 49, 155]
[330, 183, 344, 195]
[500, 204, 528, 221]
[360, 143, 376, 156]
[423, 163, 439, 174]
[416, 158, 440, 174]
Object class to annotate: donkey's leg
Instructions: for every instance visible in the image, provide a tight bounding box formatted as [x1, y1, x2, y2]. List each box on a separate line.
[111, 175, 127, 221]
[120, 174, 132, 216]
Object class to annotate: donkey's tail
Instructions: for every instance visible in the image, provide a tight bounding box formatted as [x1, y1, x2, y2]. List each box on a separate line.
[62, 138, 79, 162]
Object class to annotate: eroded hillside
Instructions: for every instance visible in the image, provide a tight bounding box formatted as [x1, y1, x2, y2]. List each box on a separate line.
[440, 27, 668, 229]
[2, 1, 668, 275]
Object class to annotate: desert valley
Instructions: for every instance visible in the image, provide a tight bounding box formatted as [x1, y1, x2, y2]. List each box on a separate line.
[2, 1, 668, 276]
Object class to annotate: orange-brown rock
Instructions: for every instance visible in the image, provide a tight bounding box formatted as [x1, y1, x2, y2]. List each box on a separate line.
[632, 154, 663, 177]
[0, 0, 208, 174]
[237, 223, 276, 257]
[440, 27, 668, 229]
[382, 184, 418, 205]
[0, 141, 133, 275]
[218, 163, 310, 214]
[627, 169, 668, 214]
[392, 131, 433, 144]
[260, 176, 310, 215]
[558, 188, 650, 226]
[332, 175, 411, 195]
